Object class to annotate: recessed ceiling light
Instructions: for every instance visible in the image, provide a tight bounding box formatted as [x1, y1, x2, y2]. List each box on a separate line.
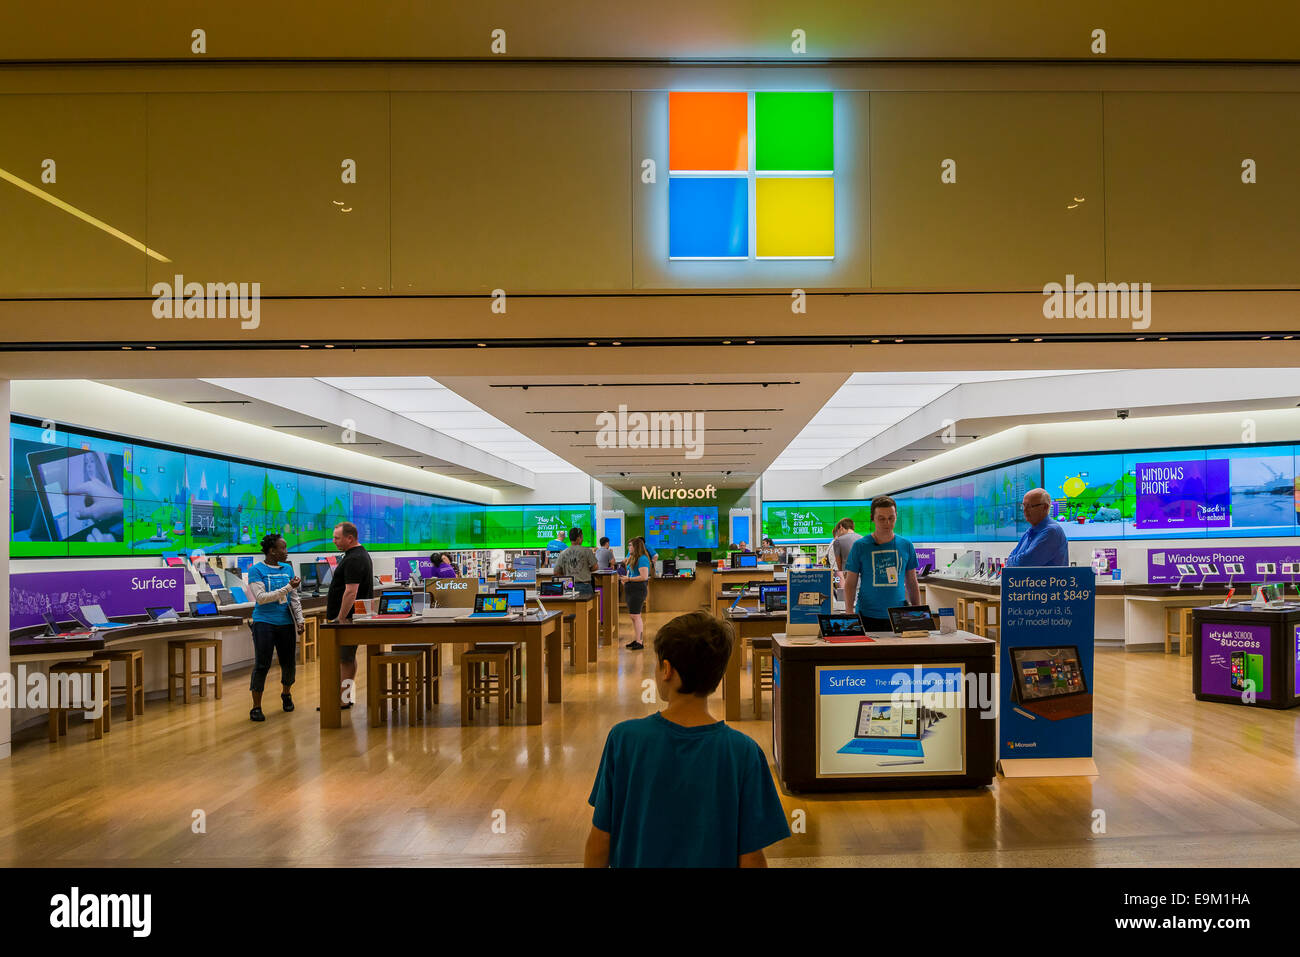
[1009, 338, 1019, 342]
[324, 344, 335, 349]
[588, 341, 597, 346]
[612, 341, 622, 346]
[746, 340, 755, 345]
[722, 340, 732, 344]
[121, 346, 131, 350]
[145, 345, 156, 350]
[477, 342, 487, 347]
[299, 344, 309, 349]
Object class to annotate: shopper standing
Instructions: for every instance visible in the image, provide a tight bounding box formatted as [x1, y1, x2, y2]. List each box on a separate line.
[324, 521, 373, 710]
[1005, 488, 1069, 567]
[246, 533, 304, 722]
[830, 518, 862, 601]
[553, 527, 599, 598]
[594, 537, 616, 571]
[621, 536, 652, 650]
[843, 497, 920, 631]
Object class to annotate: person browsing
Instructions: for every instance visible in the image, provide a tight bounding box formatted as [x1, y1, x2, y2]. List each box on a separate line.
[323, 521, 372, 711]
[1005, 488, 1070, 567]
[552, 527, 598, 598]
[843, 496, 921, 631]
[584, 611, 791, 867]
[594, 537, 615, 571]
[621, 536, 652, 650]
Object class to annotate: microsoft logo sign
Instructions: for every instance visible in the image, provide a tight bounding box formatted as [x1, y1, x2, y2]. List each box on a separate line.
[668, 91, 834, 261]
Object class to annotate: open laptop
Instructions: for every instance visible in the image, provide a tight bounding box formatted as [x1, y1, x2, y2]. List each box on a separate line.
[79, 604, 129, 630]
[1010, 646, 1092, 720]
[886, 605, 938, 636]
[41, 611, 82, 636]
[763, 591, 787, 612]
[146, 605, 179, 621]
[837, 700, 925, 757]
[371, 590, 415, 620]
[918, 564, 933, 578]
[457, 594, 517, 621]
[539, 577, 574, 597]
[818, 613, 869, 642]
[189, 600, 219, 617]
[758, 582, 786, 603]
[495, 586, 528, 612]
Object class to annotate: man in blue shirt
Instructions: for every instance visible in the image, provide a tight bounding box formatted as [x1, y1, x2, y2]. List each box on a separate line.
[844, 495, 920, 631]
[1006, 488, 1070, 567]
[584, 611, 791, 867]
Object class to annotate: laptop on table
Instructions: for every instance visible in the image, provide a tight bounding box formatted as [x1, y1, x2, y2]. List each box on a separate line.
[1010, 645, 1092, 721]
[539, 578, 574, 597]
[79, 604, 129, 630]
[145, 606, 179, 621]
[837, 700, 925, 757]
[370, 590, 415, 620]
[886, 605, 938, 637]
[818, 614, 870, 642]
[457, 594, 518, 621]
[189, 600, 219, 617]
[763, 591, 788, 612]
[495, 586, 528, 612]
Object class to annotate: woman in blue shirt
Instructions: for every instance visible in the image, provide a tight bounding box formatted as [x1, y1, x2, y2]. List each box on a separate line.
[247, 533, 304, 722]
[621, 536, 652, 650]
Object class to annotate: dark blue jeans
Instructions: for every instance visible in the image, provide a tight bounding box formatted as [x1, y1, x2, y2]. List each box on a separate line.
[573, 582, 595, 599]
[250, 620, 297, 693]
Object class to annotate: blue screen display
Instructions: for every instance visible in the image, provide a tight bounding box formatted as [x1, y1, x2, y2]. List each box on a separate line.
[646, 507, 719, 549]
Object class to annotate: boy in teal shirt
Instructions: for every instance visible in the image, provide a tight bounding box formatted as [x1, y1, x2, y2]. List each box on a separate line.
[584, 611, 791, 867]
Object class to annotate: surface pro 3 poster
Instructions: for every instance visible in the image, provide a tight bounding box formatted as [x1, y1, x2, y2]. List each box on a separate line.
[999, 567, 1095, 761]
[815, 665, 965, 777]
[787, 568, 832, 629]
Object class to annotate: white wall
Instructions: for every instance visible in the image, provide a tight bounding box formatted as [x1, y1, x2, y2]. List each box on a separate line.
[12, 380, 500, 504]
[493, 472, 593, 506]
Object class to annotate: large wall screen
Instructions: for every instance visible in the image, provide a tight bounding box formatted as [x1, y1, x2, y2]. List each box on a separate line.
[10, 418, 593, 557]
[765, 442, 1300, 544]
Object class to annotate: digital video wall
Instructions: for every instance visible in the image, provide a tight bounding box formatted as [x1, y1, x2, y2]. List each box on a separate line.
[764, 441, 1300, 544]
[644, 507, 719, 550]
[10, 418, 593, 557]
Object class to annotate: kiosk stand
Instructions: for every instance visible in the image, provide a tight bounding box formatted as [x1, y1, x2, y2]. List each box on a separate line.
[1192, 605, 1300, 709]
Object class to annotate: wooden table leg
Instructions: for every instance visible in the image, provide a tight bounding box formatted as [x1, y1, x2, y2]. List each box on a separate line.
[586, 599, 598, 664]
[572, 600, 589, 674]
[723, 622, 743, 721]
[527, 629, 544, 724]
[319, 627, 341, 729]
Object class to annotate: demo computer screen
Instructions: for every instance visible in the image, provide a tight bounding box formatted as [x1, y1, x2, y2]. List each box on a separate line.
[645, 507, 718, 550]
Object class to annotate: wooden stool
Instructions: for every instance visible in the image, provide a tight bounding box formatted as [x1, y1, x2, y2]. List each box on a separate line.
[48, 659, 112, 742]
[955, 597, 971, 632]
[1165, 606, 1194, 656]
[461, 647, 514, 726]
[366, 650, 425, 726]
[167, 638, 222, 703]
[750, 639, 774, 720]
[91, 647, 146, 720]
[475, 642, 523, 704]
[391, 643, 440, 710]
[298, 616, 319, 664]
[969, 600, 1000, 641]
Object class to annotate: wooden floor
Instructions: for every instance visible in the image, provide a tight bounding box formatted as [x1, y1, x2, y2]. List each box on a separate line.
[2, 612, 1299, 867]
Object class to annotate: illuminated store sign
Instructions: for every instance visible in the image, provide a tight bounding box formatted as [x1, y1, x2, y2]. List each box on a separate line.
[668, 91, 834, 260]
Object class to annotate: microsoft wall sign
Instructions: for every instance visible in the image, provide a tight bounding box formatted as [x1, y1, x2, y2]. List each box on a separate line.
[668, 91, 834, 260]
[642, 484, 717, 500]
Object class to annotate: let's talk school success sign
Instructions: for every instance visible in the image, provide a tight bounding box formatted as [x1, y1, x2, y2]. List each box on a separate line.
[999, 567, 1096, 761]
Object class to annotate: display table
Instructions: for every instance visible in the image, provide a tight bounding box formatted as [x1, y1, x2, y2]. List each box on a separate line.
[649, 570, 711, 613]
[594, 570, 619, 645]
[319, 612, 563, 727]
[533, 592, 598, 672]
[1192, 603, 1300, 709]
[771, 630, 996, 792]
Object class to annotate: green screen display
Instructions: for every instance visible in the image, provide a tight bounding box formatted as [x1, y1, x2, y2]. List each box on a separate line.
[10, 418, 592, 556]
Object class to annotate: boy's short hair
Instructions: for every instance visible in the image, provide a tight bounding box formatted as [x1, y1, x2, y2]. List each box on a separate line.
[653, 612, 734, 696]
[569, 527, 583, 543]
[599, 537, 610, 546]
[869, 496, 896, 519]
[837, 517, 854, 531]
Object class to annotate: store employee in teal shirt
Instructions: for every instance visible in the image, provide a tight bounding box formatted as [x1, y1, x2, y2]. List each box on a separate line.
[844, 495, 921, 631]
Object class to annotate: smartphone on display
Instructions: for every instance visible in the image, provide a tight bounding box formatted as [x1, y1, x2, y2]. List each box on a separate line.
[1230, 651, 1246, 691]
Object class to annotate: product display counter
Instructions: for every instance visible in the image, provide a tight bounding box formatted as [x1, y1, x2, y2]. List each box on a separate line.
[594, 569, 619, 644]
[771, 630, 997, 793]
[921, 574, 1234, 649]
[1192, 604, 1300, 709]
[649, 566, 712, 613]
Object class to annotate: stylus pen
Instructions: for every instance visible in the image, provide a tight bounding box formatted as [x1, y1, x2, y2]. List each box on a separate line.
[1013, 706, 1036, 720]
[878, 759, 925, 767]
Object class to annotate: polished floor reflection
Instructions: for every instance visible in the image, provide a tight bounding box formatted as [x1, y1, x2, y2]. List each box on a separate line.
[1, 613, 1296, 867]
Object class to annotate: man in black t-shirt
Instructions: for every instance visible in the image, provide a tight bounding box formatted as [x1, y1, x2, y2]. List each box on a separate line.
[325, 521, 373, 709]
